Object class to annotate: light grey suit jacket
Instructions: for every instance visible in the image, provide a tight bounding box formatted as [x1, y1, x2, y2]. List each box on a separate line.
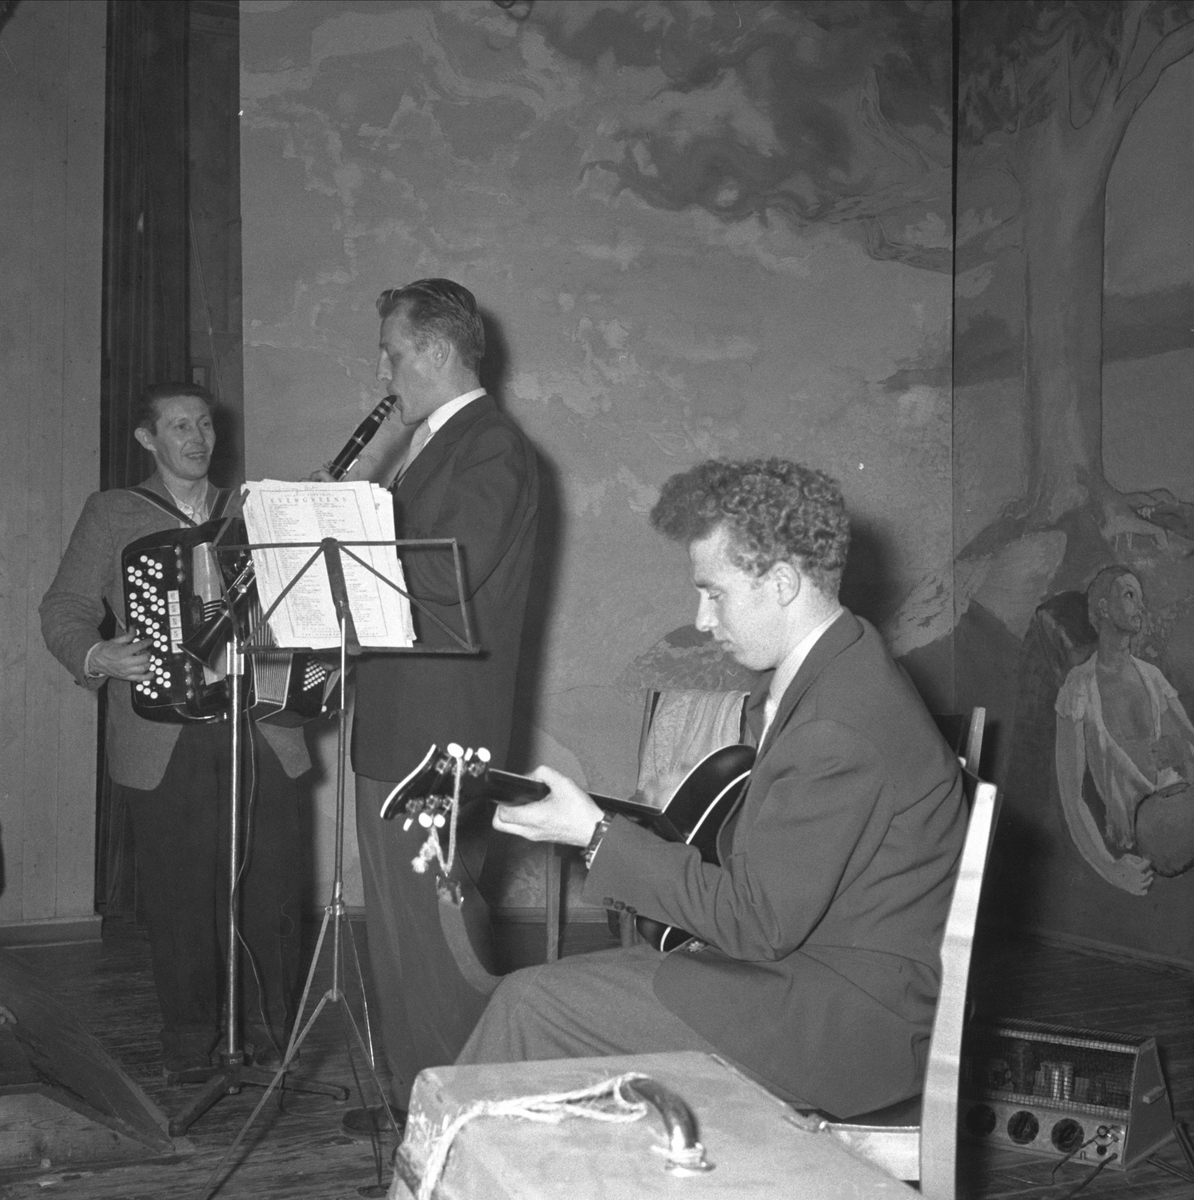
[40, 474, 310, 790]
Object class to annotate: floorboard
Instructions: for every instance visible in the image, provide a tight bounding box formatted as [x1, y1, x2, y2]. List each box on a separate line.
[0, 918, 1189, 1199]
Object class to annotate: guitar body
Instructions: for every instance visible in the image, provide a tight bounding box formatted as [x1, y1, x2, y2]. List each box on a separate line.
[633, 744, 755, 952]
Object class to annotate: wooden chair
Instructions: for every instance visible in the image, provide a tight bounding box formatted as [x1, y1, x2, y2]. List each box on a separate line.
[820, 767, 1001, 1200]
[933, 706, 986, 776]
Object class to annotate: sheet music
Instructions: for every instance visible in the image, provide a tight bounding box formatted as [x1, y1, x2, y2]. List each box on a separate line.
[242, 480, 415, 649]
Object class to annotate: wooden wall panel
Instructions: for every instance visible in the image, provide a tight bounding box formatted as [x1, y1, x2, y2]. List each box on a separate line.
[0, 0, 106, 937]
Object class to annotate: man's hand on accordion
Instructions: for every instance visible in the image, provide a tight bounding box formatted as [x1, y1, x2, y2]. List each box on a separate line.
[90, 631, 153, 682]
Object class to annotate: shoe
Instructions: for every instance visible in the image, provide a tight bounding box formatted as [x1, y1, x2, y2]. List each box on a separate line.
[252, 1041, 300, 1070]
[245, 1027, 297, 1070]
[340, 1103, 405, 1140]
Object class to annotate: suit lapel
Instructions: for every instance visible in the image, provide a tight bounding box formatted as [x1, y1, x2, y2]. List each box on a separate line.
[755, 611, 863, 762]
[716, 612, 862, 860]
[392, 394, 494, 496]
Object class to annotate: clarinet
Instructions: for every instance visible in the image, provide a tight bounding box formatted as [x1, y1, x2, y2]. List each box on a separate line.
[182, 394, 398, 664]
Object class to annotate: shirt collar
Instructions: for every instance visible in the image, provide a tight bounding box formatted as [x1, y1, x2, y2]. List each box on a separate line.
[163, 480, 211, 524]
[426, 388, 485, 436]
[761, 606, 843, 740]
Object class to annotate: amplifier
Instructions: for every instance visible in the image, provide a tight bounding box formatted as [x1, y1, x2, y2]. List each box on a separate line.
[960, 1019, 1174, 1169]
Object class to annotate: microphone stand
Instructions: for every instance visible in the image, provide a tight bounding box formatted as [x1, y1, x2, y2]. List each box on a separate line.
[168, 629, 349, 1143]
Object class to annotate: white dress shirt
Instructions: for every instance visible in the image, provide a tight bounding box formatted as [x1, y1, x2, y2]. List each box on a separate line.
[759, 607, 843, 745]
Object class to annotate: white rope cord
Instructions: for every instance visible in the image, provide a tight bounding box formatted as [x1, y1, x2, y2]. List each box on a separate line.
[414, 1072, 652, 1200]
[411, 755, 464, 877]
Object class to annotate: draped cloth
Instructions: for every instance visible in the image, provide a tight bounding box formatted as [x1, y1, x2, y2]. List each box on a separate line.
[635, 689, 749, 809]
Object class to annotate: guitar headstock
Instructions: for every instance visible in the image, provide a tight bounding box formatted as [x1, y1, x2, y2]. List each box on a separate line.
[378, 742, 492, 825]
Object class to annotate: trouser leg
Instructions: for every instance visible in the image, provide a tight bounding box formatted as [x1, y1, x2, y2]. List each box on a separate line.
[457, 945, 722, 1065]
[123, 726, 223, 1061]
[124, 722, 303, 1062]
[356, 774, 493, 1107]
[238, 727, 303, 1049]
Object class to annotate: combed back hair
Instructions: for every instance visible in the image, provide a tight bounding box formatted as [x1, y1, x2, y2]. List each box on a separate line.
[376, 278, 485, 371]
[1086, 565, 1139, 627]
[134, 382, 214, 433]
[650, 458, 851, 596]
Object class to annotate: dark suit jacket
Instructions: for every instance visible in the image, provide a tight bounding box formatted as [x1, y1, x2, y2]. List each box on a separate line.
[39, 473, 309, 790]
[586, 611, 965, 1118]
[352, 395, 539, 780]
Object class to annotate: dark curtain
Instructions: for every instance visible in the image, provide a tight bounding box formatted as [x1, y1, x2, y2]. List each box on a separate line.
[96, 0, 189, 916]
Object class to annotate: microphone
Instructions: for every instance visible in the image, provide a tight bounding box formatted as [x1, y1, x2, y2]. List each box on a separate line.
[181, 394, 399, 665]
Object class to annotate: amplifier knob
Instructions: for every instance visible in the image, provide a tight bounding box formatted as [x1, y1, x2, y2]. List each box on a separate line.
[965, 1104, 997, 1137]
[1051, 1118, 1084, 1152]
[1007, 1110, 1040, 1145]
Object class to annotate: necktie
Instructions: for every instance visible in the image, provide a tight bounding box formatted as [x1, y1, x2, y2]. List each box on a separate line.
[395, 420, 432, 485]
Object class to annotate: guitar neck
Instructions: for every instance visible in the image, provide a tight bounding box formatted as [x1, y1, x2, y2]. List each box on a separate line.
[484, 767, 662, 820]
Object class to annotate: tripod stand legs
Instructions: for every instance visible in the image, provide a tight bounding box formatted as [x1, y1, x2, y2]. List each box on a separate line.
[193, 896, 397, 1198]
[168, 1051, 348, 1138]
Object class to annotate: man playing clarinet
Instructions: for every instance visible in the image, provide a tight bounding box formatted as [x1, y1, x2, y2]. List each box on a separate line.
[342, 279, 540, 1135]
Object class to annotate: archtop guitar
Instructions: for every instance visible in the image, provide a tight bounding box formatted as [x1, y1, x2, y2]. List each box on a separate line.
[380, 741, 756, 951]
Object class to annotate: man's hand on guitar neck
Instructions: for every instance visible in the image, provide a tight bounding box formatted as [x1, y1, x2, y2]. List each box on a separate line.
[492, 765, 605, 847]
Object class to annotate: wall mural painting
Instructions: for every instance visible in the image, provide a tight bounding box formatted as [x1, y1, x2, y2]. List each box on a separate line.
[955, 1, 1194, 963]
[1052, 568, 1194, 894]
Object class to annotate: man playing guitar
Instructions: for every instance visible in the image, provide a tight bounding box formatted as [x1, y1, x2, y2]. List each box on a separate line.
[457, 458, 966, 1120]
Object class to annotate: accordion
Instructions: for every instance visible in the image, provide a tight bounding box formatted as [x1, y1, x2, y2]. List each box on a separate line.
[121, 519, 337, 725]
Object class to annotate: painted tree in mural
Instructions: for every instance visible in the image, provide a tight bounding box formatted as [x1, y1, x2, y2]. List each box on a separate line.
[960, 0, 1194, 537]
[560, 0, 956, 692]
[578, 0, 954, 274]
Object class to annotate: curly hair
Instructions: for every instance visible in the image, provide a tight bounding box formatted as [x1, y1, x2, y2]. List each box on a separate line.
[134, 382, 214, 433]
[376, 278, 485, 371]
[650, 458, 850, 596]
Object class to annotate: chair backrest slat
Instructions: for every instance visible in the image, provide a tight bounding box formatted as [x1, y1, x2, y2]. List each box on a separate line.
[962, 707, 986, 775]
[918, 777, 1000, 1200]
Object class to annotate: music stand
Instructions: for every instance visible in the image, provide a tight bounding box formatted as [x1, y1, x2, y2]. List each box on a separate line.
[188, 534, 476, 1199]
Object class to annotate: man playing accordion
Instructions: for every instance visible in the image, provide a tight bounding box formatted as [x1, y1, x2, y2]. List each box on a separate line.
[40, 383, 309, 1081]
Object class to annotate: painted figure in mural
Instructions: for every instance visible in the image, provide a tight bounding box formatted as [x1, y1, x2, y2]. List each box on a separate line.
[343, 279, 540, 1133]
[1054, 566, 1194, 895]
[457, 459, 966, 1120]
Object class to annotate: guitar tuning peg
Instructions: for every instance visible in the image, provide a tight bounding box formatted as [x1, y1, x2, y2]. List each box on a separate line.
[446, 742, 464, 759]
[432, 814, 445, 828]
[475, 747, 491, 764]
[418, 812, 433, 828]
[402, 816, 414, 832]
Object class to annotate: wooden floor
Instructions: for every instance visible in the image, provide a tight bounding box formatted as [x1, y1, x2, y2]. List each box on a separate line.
[0, 917, 1190, 1199]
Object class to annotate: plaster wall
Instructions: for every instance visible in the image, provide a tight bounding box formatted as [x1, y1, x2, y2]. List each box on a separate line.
[240, 0, 955, 909]
[0, 0, 106, 937]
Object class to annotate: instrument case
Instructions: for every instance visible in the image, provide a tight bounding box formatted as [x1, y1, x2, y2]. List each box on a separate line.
[388, 1050, 917, 1199]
